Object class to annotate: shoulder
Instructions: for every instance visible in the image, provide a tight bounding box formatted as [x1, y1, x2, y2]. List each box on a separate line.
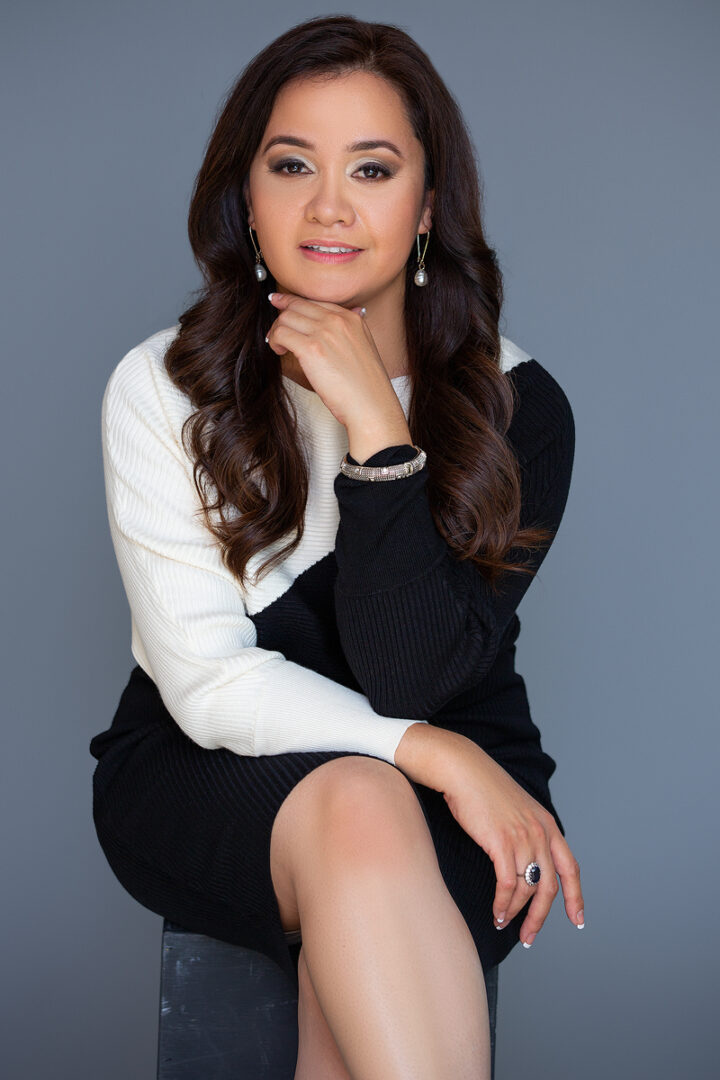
[499, 335, 532, 374]
[499, 336, 574, 466]
[103, 323, 182, 410]
[101, 324, 192, 454]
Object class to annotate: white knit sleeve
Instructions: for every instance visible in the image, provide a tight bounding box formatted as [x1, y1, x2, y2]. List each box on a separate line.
[101, 341, 426, 763]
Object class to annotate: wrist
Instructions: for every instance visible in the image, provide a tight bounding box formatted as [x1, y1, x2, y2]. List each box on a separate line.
[346, 420, 413, 465]
[394, 722, 468, 791]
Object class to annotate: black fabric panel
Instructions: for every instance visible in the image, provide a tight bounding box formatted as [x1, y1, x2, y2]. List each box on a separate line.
[90, 664, 536, 988]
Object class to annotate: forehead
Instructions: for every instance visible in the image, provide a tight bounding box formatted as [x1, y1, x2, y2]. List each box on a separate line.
[264, 70, 418, 150]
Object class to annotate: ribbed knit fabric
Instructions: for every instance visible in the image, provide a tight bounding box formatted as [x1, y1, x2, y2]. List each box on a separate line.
[99, 327, 429, 765]
[89, 325, 575, 987]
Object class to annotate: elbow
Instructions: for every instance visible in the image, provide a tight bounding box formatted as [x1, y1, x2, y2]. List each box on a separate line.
[359, 641, 501, 720]
[170, 689, 256, 757]
[168, 705, 221, 750]
[366, 686, 439, 722]
[157, 683, 225, 752]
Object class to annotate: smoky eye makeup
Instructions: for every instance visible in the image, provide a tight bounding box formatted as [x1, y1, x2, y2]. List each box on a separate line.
[267, 156, 396, 180]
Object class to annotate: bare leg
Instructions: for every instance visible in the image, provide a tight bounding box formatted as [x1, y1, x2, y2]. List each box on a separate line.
[295, 943, 353, 1080]
[274, 757, 491, 1080]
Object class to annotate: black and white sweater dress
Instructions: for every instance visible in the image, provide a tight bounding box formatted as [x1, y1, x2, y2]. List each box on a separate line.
[89, 324, 575, 988]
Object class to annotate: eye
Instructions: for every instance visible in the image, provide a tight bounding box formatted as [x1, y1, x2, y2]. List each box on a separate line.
[356, 162, 392, 180]
[269, 158, 393, 181]
[270, 158, 308, 176]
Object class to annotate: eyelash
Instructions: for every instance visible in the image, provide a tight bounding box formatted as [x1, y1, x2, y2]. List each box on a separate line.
[269, 157, 393, 181]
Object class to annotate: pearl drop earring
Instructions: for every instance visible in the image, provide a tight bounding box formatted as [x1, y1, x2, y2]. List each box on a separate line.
[414, 230, 430, 286]
[248, 224, 267, 281]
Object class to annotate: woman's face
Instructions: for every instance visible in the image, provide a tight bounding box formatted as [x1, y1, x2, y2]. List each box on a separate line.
[244, 70, 433, 312]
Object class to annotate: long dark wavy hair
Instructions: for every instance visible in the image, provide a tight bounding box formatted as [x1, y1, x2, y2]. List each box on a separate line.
[165, 13, 555, 592]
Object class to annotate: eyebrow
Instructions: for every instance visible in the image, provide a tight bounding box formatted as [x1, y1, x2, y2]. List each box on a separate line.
[261, 135, 405, 160]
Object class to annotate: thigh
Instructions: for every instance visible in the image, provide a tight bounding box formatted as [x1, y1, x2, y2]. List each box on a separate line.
[269, 754, 438, 933]
[90, 665, 424, 983]
[90, 665, 524, 983]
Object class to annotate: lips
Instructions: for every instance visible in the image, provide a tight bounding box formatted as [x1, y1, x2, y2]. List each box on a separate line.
[299, 241, 363, 251]
[300, 246, 364, 264]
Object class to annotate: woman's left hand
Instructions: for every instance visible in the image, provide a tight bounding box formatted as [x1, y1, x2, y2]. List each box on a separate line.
[266, 291, 406, 432]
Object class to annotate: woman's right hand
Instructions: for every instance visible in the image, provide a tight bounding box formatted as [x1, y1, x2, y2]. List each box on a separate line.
[396, 725, 585, 946]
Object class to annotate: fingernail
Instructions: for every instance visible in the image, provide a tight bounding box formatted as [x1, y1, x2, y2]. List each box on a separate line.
[496, 912, 505, 923]
[576, 910, 584, 928]
[522, 934, 536, 949]
[267, 292, 276, 301]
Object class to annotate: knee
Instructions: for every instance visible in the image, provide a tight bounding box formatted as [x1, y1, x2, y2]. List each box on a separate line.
[311, 756, 435, 875]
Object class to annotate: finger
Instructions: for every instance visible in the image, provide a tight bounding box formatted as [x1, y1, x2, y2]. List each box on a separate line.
[269, 322, 315, 351]
[268, 294, 324, 323]
[518, 846, 559, 947]
[269, 307, 320, 338]
[269, 291, 353, 317]
[497, 855, 538, 930]
[549, 831, 585, 929]
[268, 322, 332, 366]
[264, 328, 288, 356]
[265, 298, 323, 356]
[491, 843, 519, 930]
[266, 307, 321, 356]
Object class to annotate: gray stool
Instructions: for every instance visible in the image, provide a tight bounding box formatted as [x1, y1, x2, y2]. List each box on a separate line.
[157, 918, 498, 1078]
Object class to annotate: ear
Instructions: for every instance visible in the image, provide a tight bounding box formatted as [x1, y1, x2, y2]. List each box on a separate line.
[243, 177, 254, 228]
[420, 189, 434, 232]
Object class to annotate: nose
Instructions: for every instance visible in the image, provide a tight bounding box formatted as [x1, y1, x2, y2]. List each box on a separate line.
[304, 167, 355, 226]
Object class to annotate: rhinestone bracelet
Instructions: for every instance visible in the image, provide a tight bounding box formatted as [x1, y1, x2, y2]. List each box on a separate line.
[339, 444, 427, 481]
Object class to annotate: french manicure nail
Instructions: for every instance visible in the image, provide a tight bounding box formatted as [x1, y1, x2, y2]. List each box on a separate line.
[576, 910, 584, 928]
[496, 912, 505, 923]
[522, 941, 533, 949]
[267, 292, 275, 301]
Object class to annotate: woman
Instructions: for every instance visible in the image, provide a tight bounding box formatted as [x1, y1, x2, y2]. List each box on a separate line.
[90, 14, 585, 1079]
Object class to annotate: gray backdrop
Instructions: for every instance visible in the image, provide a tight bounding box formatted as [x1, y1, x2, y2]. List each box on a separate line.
[2, 1, 717, 1077]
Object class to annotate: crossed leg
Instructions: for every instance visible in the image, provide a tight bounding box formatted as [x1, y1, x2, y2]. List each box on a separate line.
[270, 755, 492, 1080]
[296, 942, 353, 1079]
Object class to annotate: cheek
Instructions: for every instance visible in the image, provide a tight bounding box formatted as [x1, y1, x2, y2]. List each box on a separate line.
[249, 173, 292, 229]
[253, 201, 296, 252]
[374, 208, 419, 262]
[374, 189, 423, 243]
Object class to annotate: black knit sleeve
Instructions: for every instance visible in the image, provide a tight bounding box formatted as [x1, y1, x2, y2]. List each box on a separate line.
[332, 382, 575, 719]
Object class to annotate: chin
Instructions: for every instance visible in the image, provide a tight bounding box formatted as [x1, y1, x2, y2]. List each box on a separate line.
[302, 288, 361, 307]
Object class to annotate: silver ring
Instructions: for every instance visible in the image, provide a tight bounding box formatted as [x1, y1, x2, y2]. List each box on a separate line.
[518, 862, 541, 886]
